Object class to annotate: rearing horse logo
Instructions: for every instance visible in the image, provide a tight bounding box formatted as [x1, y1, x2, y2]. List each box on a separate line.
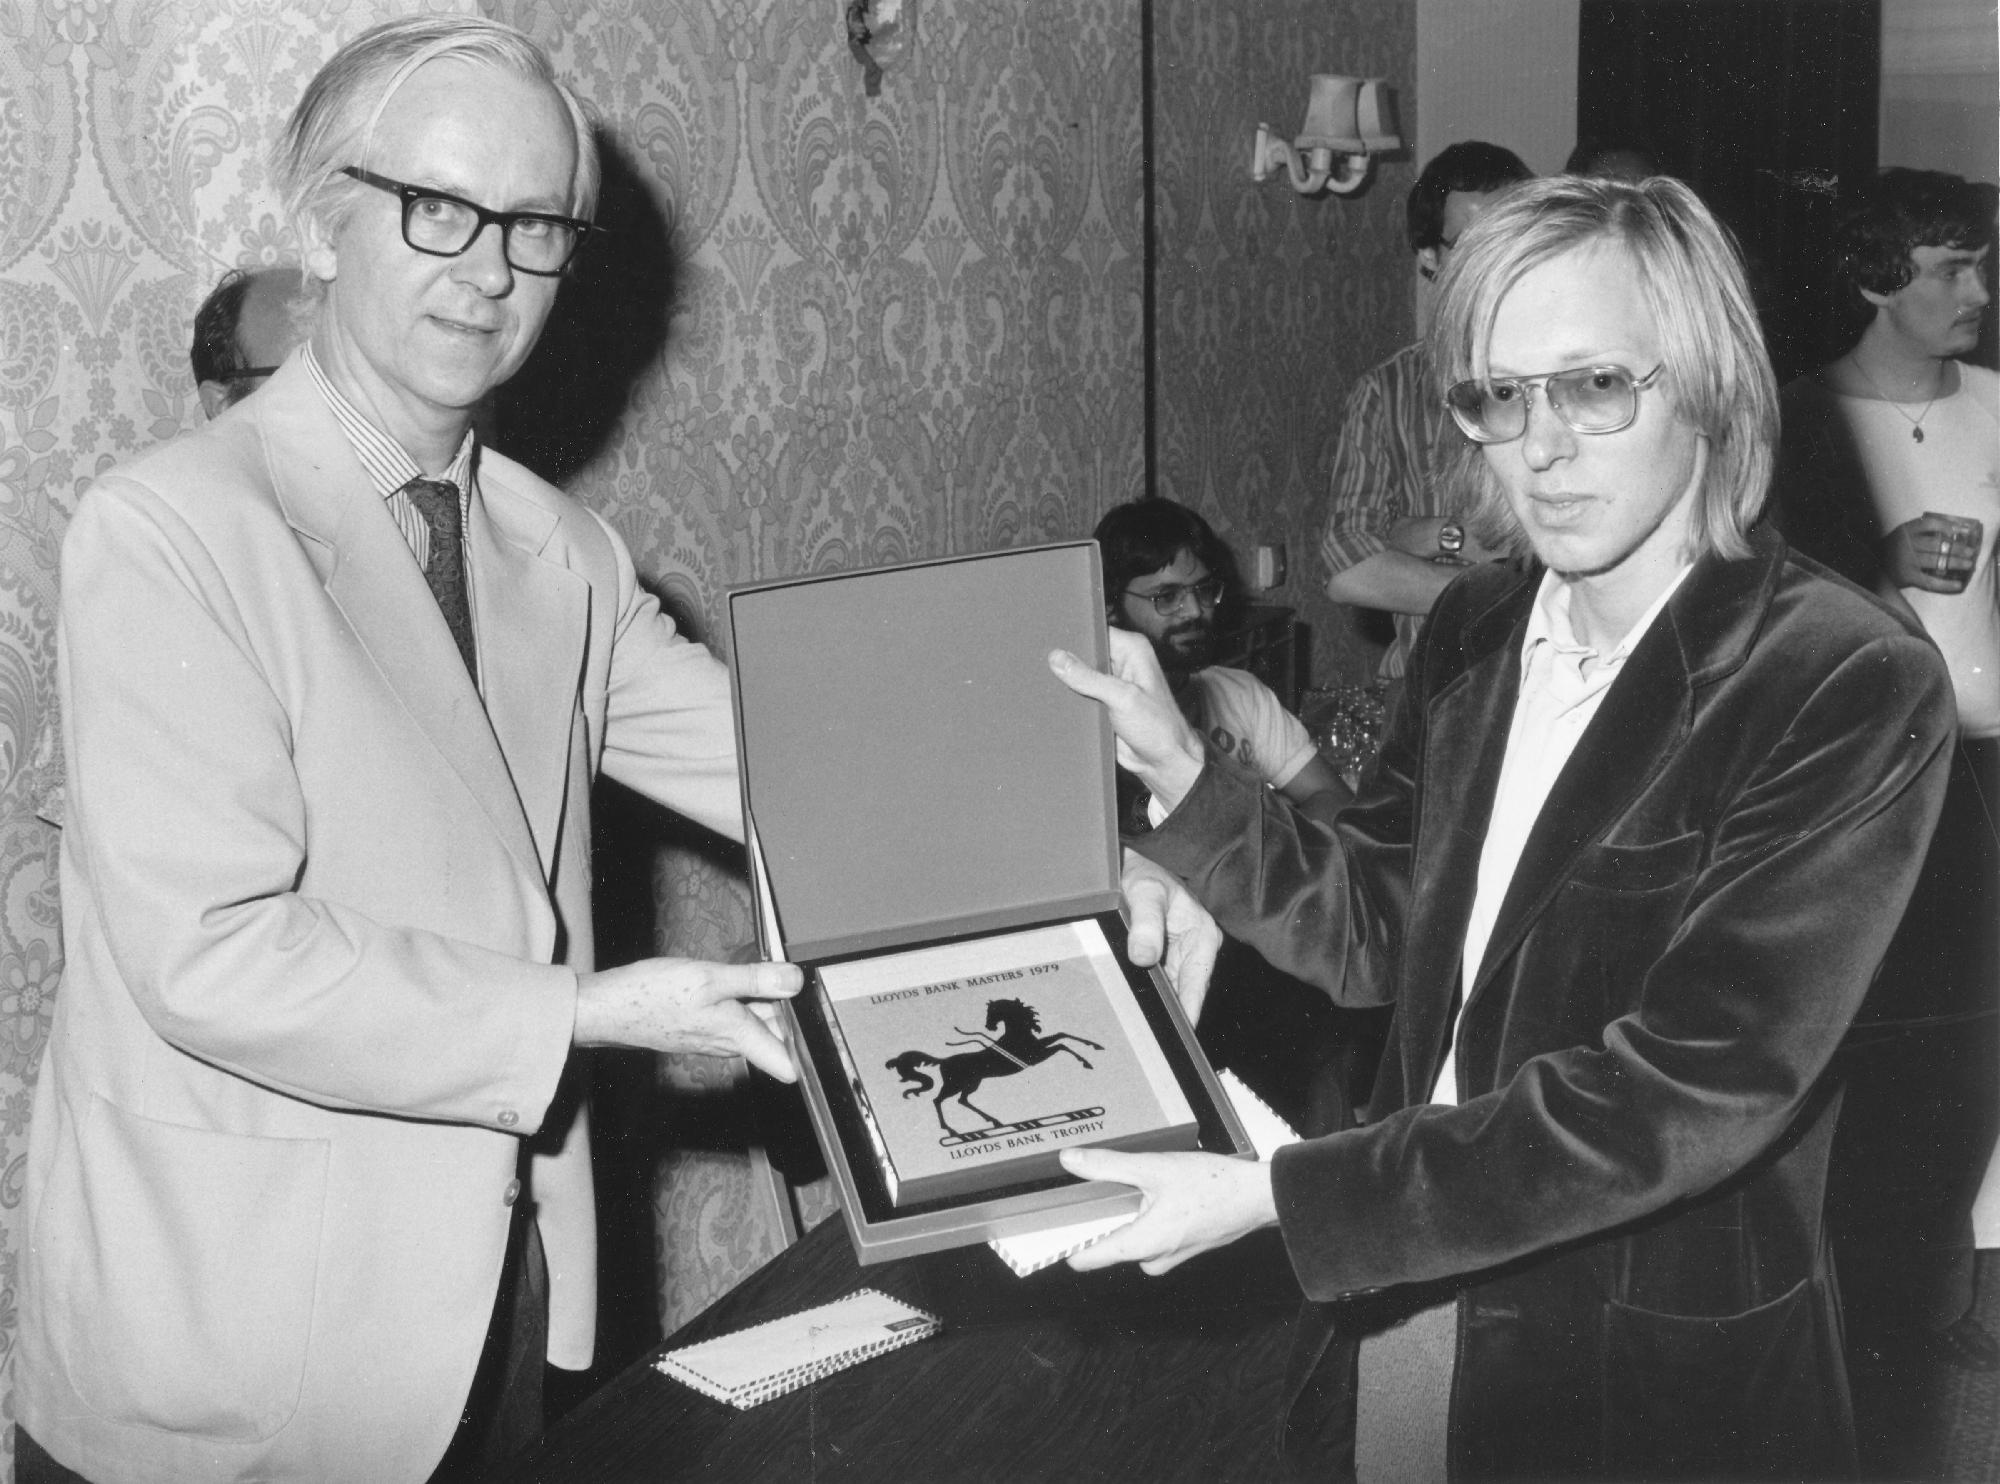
[885, 997, 1104, 1137]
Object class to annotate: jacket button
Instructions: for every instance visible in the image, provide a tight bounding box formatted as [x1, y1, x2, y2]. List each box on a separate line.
[498, 1109, 519, 1128]
[503, 1179, 521, 1207]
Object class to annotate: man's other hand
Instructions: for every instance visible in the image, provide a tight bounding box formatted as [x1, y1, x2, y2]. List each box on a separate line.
[1058, 1147, 1278, 1275]
[1882, 512, 1979, 593]
[574, 958, 803, 1082]
[1387, 514, 1505, 565]
[1121, 848, 1221, 1023]
[1049, 630, 1205, 810]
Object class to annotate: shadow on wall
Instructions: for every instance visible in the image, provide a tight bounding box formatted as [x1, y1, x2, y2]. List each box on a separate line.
[493, 130, 680, 487]
[500, 128, 731, 1384]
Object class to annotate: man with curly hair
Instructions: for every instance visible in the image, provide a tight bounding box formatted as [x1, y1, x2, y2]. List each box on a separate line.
[1776, 167, 2000, 1395]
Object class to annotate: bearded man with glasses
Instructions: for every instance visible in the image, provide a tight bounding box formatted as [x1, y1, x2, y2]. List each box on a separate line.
[1050, 175, 1954, 1481]
[1095, 498, 1347, 824]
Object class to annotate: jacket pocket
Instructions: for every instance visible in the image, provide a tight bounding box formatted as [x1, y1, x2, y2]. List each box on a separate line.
[1600, 1276, 1852, 1481]
[40, 1094, 329, 1441]
[1565, 831, 1703, 895]
[1523, 834, 1705, 1035]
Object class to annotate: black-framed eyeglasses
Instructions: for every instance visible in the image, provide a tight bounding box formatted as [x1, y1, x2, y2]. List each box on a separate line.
[339, 166, 593, 277]
[215, 366, 281, 384]
[1124, 577, 1224, 616]
[1445, 364, 1663, 445]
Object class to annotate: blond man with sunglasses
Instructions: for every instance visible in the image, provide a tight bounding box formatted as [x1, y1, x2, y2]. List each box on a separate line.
[1052, 175, 1953, 1481]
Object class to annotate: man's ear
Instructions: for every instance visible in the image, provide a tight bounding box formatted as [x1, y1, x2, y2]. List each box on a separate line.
[300, 210, 339, 284]
[197, 381, 231, 420]
[1859, 283, 1894, 313]
[1416, 246, 1441, 282]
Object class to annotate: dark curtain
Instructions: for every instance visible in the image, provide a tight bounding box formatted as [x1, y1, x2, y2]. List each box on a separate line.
[1577, 0, 1880, 385]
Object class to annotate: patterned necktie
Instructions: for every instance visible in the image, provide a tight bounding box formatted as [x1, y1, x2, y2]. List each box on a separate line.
[403, 478, 478, 684]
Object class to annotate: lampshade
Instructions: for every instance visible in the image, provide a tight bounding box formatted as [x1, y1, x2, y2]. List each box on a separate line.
[1295, 74, 1365, 154]
[1250, 73, 1404, 198]
[1355, 79, 1402, 154]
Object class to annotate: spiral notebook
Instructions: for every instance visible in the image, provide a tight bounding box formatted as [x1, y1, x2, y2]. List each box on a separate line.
[655, 1288, 942, 1409]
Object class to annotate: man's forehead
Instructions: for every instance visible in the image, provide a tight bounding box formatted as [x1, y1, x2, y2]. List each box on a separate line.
[237, 270, 309, 364]
[1131, 550, 1208, 587]
[240, 268, 304, 318]
[1442, 189, 1505, 233]
[367, 58, 575, 203]
[1486, 239, 1655, 368]
[1912, 242, 1991, 269]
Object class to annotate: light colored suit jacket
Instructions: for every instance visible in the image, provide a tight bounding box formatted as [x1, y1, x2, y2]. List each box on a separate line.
[20, 358, 743, 1483]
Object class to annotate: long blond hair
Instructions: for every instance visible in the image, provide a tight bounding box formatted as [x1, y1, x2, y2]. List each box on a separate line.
[1428, 175, 1778, 563]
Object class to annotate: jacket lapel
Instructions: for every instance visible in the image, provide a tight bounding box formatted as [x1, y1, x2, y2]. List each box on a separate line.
[468, 462, 589, 882]
[1462, 537, 1780, 1006]
[257, 367, 548, 886]
[1465, 616, 1693, 999]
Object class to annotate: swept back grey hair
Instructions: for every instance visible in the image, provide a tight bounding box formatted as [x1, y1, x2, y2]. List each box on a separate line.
[1428, 174, 1779, 563]
[273, 15, 599, 252]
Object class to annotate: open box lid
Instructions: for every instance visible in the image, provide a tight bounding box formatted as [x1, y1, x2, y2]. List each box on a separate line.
[728, 542, 1121, 964]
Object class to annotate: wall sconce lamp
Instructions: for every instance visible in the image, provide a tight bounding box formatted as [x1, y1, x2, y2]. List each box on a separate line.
[1252, 75, 1403, 196]
[846, 0, 911, 96]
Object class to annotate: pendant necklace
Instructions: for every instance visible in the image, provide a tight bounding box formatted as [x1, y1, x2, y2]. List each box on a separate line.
[1848, 354, 1943, 443]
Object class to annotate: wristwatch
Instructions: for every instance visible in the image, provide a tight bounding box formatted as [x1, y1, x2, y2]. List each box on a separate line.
[1436, 522, 1466, 561]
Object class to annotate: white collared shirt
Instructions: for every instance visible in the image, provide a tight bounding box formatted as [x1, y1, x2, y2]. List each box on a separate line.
[1431, 563, 1693, 1105]
[301, 343, 476, 573]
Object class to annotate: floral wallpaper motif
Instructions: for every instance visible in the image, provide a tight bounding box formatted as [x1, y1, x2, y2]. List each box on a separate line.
[1151, 0, 1417, 685]
[515, 0, 1146, 631]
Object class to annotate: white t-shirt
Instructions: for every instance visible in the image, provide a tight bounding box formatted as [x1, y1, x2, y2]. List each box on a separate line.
[1784, 362, 2000, 737]
[1183, 665, 1319, 790]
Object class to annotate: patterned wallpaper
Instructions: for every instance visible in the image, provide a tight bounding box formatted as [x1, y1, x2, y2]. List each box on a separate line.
[0, 0, 1413, 1449]
[1152, 0, 1417, 685]
[500, 0, 1151, 1347]
[507, 0, 1147, 632]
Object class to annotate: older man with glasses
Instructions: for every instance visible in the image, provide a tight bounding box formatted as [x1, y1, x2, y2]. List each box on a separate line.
[20, 19, 1220, 1483]
[1051, 175, 1955, 1481]
[15, 18, 807, 1484]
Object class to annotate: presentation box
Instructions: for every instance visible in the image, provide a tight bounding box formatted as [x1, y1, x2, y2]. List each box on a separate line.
[728, 541, 1252, 1264]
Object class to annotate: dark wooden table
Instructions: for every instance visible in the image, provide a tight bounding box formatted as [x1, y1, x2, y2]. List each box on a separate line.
[494, 1214, 1307, 1482]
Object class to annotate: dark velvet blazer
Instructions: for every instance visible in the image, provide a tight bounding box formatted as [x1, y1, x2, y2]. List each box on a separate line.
[1138, 526, 1954, 1481]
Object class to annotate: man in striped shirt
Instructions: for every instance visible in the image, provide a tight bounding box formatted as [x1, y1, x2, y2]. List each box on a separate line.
[1320, 142, 1532, 683]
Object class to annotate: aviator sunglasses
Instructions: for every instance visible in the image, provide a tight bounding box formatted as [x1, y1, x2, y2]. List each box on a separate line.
[1445, 364, 1663, 444]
